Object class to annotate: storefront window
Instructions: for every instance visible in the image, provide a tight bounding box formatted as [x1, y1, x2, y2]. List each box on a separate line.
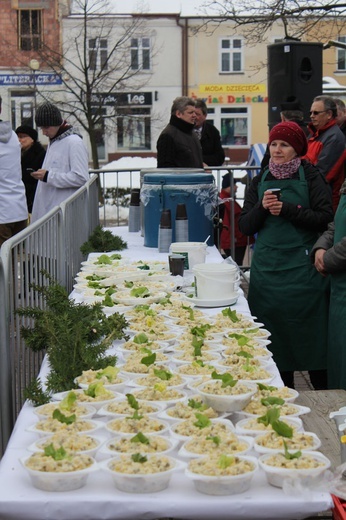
[220, 107, 248, 146]
[117, 108, 151, 150]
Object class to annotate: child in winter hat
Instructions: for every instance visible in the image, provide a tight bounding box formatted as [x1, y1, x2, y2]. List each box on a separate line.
[35, 102, 63, 127]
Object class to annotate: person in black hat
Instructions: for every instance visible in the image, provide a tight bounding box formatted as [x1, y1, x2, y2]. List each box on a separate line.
[30, 102, 89, 222]
[15, 125, 46, 215]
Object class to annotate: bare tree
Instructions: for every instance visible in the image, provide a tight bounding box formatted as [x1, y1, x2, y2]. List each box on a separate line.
[197, 1, 346, 44]
[35, 0, 157, 168]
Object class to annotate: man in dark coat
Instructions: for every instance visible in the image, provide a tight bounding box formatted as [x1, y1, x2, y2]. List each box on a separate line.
[156, 97, 203, 168]
[15, 125, 46, 214]
[194, 99, 225, 167]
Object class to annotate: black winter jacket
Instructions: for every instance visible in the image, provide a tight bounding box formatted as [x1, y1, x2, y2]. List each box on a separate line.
[21, 141, 46, 212]
[239, 160, 334, 236]
[199, 122, 225, 166]
[156, 115, 203, 168]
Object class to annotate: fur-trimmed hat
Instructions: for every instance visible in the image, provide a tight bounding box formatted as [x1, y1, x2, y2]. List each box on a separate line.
[269, 121, 308, 157]
[35, 102, 63, 127]
[280, 96, 303, 112]
[15, 125, 38, 141]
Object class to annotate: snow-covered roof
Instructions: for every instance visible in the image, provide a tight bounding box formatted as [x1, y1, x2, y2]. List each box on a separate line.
[71, 0, 210, 17]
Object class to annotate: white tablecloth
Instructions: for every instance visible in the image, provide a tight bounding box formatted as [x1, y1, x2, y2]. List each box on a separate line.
[0, 229, 333, 520]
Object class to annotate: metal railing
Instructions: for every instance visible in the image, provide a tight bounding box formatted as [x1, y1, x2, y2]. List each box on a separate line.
[90, 165, 257, 263]
[0, 175, 99, 456]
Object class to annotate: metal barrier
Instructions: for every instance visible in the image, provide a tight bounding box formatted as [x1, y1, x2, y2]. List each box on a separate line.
[0, 175, 99, 456]
[90, 165, 256, 264]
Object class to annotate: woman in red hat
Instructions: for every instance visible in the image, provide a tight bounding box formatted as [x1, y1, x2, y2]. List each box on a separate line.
[239, 121, 333, 390]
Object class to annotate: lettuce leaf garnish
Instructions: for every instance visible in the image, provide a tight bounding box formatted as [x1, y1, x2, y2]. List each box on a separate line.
[59, 391, 77, 411]
[194, 413, 211, 429]
[218, 454, 234, 468]
[283, 441, 302, 460]
[212, 371, 237, 388]
[153, 368, 172, 381]
[131, 453, 147, 463]
[221, 308, 240, 322]
[130, 287, 150, 298]
[44, 443, 69, 461]
[52, 409, 76, 424]
[130, 432, 150, 444]
[140, 352, 156, 366]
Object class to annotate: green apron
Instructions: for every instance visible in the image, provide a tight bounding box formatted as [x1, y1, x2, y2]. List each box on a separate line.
[248, 166, 329, 371]
[328, 193, 346, 388]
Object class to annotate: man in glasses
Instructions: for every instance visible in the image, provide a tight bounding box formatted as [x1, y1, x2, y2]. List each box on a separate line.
[304, 95, 345, 211]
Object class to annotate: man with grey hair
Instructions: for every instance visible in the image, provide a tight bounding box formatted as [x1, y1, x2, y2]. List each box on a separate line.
[305, 95, 345, 211]
[0, 95, 28, 247]
[156, 96, 203, 168]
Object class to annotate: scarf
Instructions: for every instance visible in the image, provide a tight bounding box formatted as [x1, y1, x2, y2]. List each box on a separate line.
[269, 157, 301, 179]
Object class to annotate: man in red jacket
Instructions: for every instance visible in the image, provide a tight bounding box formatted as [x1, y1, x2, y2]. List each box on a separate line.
[304, 95, 346, 212]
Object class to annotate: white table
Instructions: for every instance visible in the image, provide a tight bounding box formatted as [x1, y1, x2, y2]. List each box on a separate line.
[0, 229, 333, 520]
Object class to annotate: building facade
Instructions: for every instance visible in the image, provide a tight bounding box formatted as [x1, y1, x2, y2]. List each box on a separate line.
[0, 0, 67, 130]
[1, 1, 346, 165]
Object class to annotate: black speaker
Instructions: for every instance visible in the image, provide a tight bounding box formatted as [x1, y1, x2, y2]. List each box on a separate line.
[268, 41, 323, 128]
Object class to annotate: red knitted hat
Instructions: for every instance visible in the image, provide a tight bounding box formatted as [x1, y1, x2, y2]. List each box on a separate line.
[269, 121, 308, 157]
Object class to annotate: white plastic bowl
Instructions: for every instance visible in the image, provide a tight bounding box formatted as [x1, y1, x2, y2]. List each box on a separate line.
[234, 416, 303, 437]
[195, 380, 258, 413]
[185, 455, 258, 495]
[130, 388, 188, 406]
[178, 434, 254, 459]
[97, 399, 165, 418]
[27, 433, 102, 458]
[27, 418, 105, 438]
[253, 431, 321, 454]
[33, 402, 97, 420]
[170, 417, 235, 442]
[127, 373, 188, 391]
[104, 417, 171, 437]
[52, 389, 122, 411]
[102, 454, 184, 493]
[237, 403, 311, 419]
[74, 377, 128, 393]
[21, 454, 98, 492]
[258, 451, 331, 488]
[99, 434, 178, 458]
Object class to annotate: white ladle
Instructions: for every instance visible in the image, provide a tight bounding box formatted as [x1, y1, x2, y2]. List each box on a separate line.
[204, 235, 211, 244]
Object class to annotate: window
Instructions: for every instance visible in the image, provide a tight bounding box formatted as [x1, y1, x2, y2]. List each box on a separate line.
[131, 38, 151, 71]
[117, 108, 151, 150]
[220, 38, 243, 73]
[337, 36, 346, 71]
[89, 39, 108, 71]
[220, 107, 248, 146]
[18, 10, 42, 51]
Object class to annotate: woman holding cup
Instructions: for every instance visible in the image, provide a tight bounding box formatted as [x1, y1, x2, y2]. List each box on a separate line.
[239, 121, 333, 390]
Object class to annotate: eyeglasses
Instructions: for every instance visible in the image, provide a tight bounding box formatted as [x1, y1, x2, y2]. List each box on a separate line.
[309, 110, 328, 116]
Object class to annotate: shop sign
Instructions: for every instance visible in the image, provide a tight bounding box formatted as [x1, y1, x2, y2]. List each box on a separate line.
[90, 92, 152, 106]
[0, 74, 62, 85]
[190, 84, 268, 104]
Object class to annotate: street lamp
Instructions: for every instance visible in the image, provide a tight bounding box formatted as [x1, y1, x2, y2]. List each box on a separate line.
[29, 59, 40, 114]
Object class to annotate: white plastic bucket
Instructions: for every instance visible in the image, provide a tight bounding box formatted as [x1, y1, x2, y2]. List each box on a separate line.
[192, 263, 240, 300]
[169, 242, 207, 270]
